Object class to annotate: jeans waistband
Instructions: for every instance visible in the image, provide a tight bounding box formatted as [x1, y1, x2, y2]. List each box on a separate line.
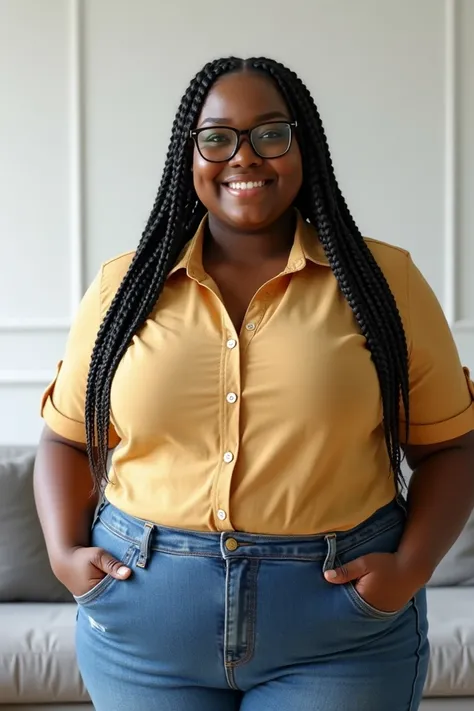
[97, 497, 406, 564]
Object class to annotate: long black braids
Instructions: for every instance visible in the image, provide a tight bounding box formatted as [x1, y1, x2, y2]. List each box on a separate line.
[85, 56, 409, 492]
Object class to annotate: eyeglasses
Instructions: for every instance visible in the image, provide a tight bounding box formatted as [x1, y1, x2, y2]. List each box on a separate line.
[190, 121, 297, 163]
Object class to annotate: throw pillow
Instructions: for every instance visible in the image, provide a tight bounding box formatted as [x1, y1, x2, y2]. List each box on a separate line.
[0, 448, 72, 602]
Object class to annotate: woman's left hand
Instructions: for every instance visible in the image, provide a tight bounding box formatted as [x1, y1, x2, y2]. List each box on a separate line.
[324, 552, 422, 613]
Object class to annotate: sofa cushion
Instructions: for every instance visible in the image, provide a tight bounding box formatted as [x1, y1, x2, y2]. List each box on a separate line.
[424, 588, 474, 696]
[0, 603, 89, 704]
[0, 449, 72, 602]
[401, 462, 474, 587]
[429, 510, 474, 586]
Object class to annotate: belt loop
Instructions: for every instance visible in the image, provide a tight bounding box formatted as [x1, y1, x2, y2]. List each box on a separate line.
[323, 533, 337, 573]
[136, 522, 154, 569]
[92, 498, 107, 528]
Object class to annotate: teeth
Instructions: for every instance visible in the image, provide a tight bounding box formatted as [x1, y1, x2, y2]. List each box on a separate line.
[227, 180, 266, 190]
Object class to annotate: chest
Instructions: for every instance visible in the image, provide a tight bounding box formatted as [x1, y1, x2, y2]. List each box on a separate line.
[110, 271, 382, 442]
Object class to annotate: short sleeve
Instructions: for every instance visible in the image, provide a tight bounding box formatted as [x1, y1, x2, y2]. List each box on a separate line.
[400, 256, 474, 445]
[41, 267, 120, 447]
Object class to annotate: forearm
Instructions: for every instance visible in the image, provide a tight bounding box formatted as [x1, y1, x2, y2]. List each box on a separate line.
[33, 429, 98, 571]
[397, 443, 474, 585]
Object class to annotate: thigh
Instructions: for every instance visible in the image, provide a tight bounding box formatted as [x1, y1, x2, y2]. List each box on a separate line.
[74, 515, 237, 709]
[241, 593, 429, 711]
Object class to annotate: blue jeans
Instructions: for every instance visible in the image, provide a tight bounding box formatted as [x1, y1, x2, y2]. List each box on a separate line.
[75, 499, 429, 710]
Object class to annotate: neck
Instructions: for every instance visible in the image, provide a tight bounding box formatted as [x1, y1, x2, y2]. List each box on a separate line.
[204, 210, 296, 266]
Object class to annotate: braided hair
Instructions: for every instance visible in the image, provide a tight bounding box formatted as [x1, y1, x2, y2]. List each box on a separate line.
[85, 56, 409, 493]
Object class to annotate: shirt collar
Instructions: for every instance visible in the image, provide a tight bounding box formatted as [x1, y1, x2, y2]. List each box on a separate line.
[168, 209, 329, 280]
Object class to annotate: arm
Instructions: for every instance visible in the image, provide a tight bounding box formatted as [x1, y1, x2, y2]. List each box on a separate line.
[397, 431, 474, 586]
[324, 253, 474, 608]
[34, 426, 131, 594]
[33, 425, 98, 571]
[34, 265, 128, 595]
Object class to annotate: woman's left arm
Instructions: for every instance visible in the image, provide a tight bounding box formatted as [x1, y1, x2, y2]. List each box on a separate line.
[398, 431, 474, 587]
[325, 251, 474, 608]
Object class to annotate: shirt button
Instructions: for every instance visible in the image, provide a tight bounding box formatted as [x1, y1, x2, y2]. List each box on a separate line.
[226, 339, 237, 349]
[223, 451, 234, 463]
[226, 392, 237, 404]
[245, 323, 256, 331]
[217, 509, 227, 521]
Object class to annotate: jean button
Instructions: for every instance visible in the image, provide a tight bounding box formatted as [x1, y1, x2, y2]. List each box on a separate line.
[225, 538, 238, 551]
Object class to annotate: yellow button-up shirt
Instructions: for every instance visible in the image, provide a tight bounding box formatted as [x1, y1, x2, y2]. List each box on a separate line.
[41, 213, 474, 534]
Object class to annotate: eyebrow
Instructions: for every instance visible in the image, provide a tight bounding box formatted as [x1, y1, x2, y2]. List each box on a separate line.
[198, 111, 290, 127]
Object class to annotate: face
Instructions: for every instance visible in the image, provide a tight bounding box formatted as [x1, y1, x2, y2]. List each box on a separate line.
[192, 72, 303, 231]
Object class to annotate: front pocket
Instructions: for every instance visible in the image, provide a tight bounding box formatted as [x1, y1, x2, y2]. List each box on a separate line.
[334, 509, 408, 621]
[342, 579, 407, 620]
[73, 543, 135, 605]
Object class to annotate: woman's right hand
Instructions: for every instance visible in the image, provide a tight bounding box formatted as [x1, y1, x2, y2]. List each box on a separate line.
[53, 546, 132, 598]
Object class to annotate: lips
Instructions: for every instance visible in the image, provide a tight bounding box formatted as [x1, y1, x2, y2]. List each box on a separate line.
[226, 179, 269, 191]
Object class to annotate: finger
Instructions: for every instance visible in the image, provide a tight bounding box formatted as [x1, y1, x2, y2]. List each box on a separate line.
[95, 549, 131, 580]
[324, 556, 369, 584]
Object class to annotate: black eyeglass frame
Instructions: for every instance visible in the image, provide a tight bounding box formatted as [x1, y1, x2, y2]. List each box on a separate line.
[189, 120, 298, 163]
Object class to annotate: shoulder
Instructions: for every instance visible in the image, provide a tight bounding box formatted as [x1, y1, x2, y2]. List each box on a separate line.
[362, 237, 413, 322]
[364, 236, 410, 291]
[99, 250, 136, 314]
[364, 236, 410, 268]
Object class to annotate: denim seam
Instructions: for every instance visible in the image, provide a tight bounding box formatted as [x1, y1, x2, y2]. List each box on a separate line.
[408, 596, 424, 711]
[336, 518, 403, 557]
[226, 560, 260, 669]
[223, 561, 239, 690]
[98, 514, 402, 561]
[341, 574, 406, 620]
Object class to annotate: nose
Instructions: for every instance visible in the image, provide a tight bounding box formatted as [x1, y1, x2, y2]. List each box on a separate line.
[229, 135, 263, 168]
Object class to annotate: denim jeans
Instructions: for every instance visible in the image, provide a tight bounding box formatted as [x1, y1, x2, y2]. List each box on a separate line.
[75, 498, 429, 710]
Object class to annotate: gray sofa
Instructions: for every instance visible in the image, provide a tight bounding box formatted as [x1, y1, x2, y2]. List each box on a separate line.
[1, 447, 473, 709]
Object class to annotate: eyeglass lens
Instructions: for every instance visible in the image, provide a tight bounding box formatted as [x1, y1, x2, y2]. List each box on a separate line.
[196, 122, 292, 162]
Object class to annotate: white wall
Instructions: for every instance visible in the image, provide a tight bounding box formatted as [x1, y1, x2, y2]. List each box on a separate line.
[1, 0, 473, 445]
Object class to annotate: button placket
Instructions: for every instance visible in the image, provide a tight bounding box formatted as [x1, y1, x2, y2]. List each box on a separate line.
[214, 326, 241, 530]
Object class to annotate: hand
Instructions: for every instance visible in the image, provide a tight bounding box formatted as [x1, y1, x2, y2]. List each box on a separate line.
[53, 546, 132, 598]
[324, 552, 420, 613]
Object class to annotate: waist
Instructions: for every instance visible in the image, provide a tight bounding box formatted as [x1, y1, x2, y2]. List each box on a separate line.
[97, 496, 406, 562]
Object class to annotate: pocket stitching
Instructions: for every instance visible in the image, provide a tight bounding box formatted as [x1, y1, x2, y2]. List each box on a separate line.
[335, 552, 407, 621]
[73, 544, 136, 606]
[344, 578, 404, 619]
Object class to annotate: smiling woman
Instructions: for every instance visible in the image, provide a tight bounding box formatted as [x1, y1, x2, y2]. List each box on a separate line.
[192, 74, 302, 231]
[34, 56, 474, 711]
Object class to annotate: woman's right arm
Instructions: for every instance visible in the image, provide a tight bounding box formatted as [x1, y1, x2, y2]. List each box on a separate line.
[33, 425, 98, 570]
[34, 425, 131, 596]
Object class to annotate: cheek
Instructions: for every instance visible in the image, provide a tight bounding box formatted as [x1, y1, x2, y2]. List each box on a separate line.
[274, 146, 303, 192]
[193, 151, 221, 202]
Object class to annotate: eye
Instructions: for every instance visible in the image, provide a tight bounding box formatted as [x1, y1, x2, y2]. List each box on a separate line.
[259, 129, 285, 140]
[202, 132, 231, 144]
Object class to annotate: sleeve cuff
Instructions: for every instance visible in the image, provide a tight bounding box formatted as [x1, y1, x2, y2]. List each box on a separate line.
[401, 367, 474, 445]
[41, 362, 121, 448]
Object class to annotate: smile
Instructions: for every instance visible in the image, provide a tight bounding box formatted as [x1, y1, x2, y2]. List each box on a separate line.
[222, 179, 272, 197]
[227, 180, 268, 190]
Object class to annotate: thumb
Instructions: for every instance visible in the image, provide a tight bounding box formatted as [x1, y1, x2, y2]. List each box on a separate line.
[324, 556, 369, 584]
[96, 549, 131, 580]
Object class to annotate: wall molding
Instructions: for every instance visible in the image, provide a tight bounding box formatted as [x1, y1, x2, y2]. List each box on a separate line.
[0, 370, 53, 386]
[0, 0, 83, 383]
[453, 320, 474, 332]
[69, 0, 85, 312]
[0, 0, 83, 338]
[444, 0, 457, 327]
[444, 0, 472, 331]
[0, 318, 70, 332]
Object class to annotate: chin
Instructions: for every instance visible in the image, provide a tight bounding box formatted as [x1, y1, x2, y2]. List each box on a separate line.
[220, 204, 282, 231]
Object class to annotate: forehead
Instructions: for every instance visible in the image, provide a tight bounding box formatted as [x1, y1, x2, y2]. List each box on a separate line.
[197, 72, 290, 127]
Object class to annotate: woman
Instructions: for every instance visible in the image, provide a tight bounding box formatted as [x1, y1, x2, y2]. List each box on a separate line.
[34, 57, 474, 711]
